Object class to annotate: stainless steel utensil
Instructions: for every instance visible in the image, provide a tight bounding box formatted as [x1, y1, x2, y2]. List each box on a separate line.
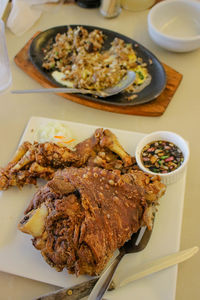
[33, 245, 199, 300]
[11, 71, 135, 97]
[87, 226, 150, 300]
[34, 226, 151, 300]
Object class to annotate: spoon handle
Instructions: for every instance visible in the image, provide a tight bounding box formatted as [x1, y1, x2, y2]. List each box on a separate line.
[11, 88, 97, 95]
[88, 251, 124, 300]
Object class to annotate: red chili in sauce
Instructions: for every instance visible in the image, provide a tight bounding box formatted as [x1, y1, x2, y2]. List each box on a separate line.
[141, 140, 184, 174]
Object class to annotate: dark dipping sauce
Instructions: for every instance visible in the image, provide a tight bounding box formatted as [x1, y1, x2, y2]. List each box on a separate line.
[141, 140, 184, 174]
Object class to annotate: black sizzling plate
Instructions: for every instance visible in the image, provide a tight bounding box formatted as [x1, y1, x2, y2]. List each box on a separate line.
[29, 25, 166, 106]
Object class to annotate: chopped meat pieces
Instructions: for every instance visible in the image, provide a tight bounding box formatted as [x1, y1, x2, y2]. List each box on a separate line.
[42, 26, 150, 93]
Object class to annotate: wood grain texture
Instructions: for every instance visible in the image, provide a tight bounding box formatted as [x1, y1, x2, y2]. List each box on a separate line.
[14, 32, 183, 116]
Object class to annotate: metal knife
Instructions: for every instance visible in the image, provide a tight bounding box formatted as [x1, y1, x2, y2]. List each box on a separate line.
[34, 246, 198, 300]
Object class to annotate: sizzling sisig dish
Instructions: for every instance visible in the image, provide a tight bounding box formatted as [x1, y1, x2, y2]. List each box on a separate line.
[42, 26, 151, 95]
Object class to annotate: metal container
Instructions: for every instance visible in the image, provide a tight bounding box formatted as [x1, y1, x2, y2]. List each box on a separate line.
[100, 0, 121, 18]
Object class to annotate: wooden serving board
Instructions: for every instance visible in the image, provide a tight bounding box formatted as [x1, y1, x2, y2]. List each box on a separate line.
[14, 33, 183, 116]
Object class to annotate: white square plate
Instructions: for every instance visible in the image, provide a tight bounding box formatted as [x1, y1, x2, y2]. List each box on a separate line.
[0, 116, 186, 300]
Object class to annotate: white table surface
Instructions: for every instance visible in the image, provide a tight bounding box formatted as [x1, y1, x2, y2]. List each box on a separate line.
[0, 3, 200, 300]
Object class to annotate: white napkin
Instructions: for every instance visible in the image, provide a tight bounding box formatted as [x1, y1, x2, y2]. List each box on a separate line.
[6, 0, 59, 36]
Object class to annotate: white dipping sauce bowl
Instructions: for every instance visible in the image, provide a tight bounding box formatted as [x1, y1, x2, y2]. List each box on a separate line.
[135, 131, 190, 185]
[148, 0, 200, 52]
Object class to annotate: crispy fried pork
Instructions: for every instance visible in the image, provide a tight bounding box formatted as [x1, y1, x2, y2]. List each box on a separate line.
[18, 167, 165, 276]
[0, 128, 133, 190]
[1, 128, 166, 276]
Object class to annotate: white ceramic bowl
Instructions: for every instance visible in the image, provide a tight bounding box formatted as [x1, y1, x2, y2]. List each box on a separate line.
[148, 0, 200, 52]
[135, 131, 189, 185]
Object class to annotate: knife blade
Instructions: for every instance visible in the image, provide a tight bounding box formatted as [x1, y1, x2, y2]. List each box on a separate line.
[34, 246, 198, 300]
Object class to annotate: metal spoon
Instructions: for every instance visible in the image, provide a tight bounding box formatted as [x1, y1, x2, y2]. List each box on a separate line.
[33, 226, 151, 300]
[33, 245, 199, 300]
[87, 226, 151, 300]
[11, 71, 135, 97]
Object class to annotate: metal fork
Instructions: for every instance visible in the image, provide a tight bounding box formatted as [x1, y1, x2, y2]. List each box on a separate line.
[34, 226, 151, 300]
[87, 226, 151, 300]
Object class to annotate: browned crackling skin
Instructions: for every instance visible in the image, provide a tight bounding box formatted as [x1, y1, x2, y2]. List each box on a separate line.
[0, 128, 133, 190]
[19, 166, 166, 276]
